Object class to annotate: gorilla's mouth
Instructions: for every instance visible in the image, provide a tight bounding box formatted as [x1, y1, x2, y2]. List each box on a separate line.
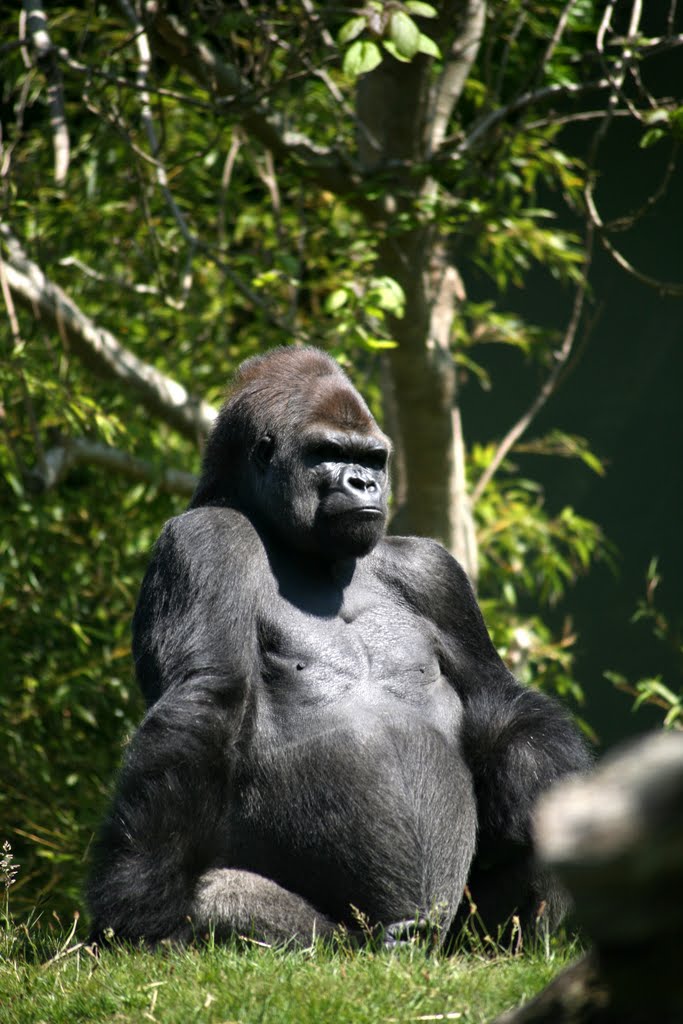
[334, 507, 384, 518]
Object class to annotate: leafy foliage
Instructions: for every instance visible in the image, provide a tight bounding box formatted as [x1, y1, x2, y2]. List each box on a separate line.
[1, 0, 680, 921]
[606, 561, 683, 730]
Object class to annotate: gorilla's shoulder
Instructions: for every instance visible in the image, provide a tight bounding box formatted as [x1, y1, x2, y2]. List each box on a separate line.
[154, 506, 265, 567]
[372, 535, 477, 621]
[375, 534, 468, 584]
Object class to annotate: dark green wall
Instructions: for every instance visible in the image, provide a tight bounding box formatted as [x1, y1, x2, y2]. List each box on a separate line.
[463, 98, 683, 748]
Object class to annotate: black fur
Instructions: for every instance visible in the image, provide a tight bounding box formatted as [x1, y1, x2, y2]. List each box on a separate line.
[87, 347, 591, 948]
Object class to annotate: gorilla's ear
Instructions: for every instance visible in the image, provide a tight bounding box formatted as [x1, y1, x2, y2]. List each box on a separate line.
[253, 435, 275, 469]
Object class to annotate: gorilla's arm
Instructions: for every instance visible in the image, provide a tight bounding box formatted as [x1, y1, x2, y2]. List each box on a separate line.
[89, 509, 337, 945]
[131, 507, 262, 706]
[382, 537, 592, 928]
[87, 680, 336, 945]
[87, 680, 232, 943]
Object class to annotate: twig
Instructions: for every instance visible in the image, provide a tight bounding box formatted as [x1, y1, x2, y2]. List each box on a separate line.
[493, 2, 528, 103]
[597, 231, 683, 296]
[444, 78, 611, 161]
[57, 48, 213, 109]
[429, 0, 487, 154]
[144, 4, 358, 193]
[32, 437, 198, 495]
[536, 0, 581, 83]
[1, 223, 217, 441]
[217, 132, 242, 248]
[604, 142, 680, 232]
[21, 1, 70, 185]
[471, 224, 594, 505]
[0, 245, 46, 472]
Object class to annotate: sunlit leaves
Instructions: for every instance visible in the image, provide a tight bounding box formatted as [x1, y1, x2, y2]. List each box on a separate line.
[514, 431, 605, 477]
[338, 2, 441, 77]
[387, 11, 420, 59]
[323, 274, 404, 350]
[338, 15, 366, 44]
[640, 107, 683, 149]
[405, 1, 437, 17]
[342, 39, 383, 76]
[605, 563, 683, 730]
[473, 442, 610, 609]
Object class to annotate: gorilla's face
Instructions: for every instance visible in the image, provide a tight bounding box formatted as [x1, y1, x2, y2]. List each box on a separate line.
[253, 420, 390, 560]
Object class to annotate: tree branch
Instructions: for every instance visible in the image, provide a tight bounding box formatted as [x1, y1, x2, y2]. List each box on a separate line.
[471, 225, 594, 505]
[142, 2, 361, 197]
[0, 225, 217, 442]
[446, 78, 611, 162]
[21, 0, 70, 185]
[429, 0, 487, 154]
[30, 437, 197, 495]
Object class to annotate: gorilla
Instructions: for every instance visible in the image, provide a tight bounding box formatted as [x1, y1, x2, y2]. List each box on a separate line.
[87, 346, 590, 949]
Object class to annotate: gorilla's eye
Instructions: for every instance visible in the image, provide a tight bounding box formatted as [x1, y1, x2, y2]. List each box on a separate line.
[363, 449, 388, 471]
[310, 442, 343, 463]
[254, 435, 275, 467]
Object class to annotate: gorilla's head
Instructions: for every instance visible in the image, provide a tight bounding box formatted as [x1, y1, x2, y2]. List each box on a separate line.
[191, 347, 391, 559]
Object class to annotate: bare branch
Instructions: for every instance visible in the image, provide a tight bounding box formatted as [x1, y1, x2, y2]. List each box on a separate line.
[446, 78, 611, 161]
[32, 437, 197, 495]
[525, 108, 634, 131]
[604, 143, 680, 233]
[299, 0, 337, 51]
[0, 243, 46, 472]
[0, 225, 217, 442]
[21, 0, 70, 185]
[57, 47, 213, 109]
[120, 1, 193, 246]
[471, 225, 594, 506]
[218, 132, 242, 248]
[429, 0, 487, 154]
[596, 228, 683, 296]
[58, 255, 195, 313]
[119, 0, 198, 302]
[583, 5, 683, 298]
[537, 0, 581, 75]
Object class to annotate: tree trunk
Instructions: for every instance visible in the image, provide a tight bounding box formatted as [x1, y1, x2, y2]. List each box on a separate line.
[355, 43, 480, 580]
[378, 230, 477, 581]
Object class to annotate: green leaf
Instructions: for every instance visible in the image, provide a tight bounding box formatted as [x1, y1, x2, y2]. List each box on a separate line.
[69, 621, 91, 646]
[325, 288, 349, 313]
[640, 126, 666, 149]
[338, 16, 366, 46]
[382, 40, 412, 63]
[74, 703, 97, 728]
[417, 33, 441, 58]
[642, 108, 669, 125]
[405, 1, 438, 17]
[369, 275, 405, 314]
[389, 11, 420, 59]
[670, 106, 683, 139]
[343, 39, 383, 77]
[364, 338, 399, 349]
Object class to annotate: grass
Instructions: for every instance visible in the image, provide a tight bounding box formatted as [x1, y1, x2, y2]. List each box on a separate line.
[0, 913, 579, 1024]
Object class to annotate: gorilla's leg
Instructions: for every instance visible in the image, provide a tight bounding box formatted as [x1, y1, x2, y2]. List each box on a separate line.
[191, 868, 338, 946]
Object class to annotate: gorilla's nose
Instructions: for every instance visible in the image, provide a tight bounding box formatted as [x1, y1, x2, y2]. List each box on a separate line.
[342, 468, 377, 493]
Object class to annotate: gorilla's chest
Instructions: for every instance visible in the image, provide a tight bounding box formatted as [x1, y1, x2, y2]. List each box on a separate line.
[229, 572, 471, 917]
[253, 578, 462, 743]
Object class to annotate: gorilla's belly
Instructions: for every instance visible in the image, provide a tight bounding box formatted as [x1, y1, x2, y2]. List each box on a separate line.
[227, 719, 477, 926]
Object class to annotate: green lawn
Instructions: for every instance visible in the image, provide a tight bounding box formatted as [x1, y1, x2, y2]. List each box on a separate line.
[0, 924, 577, 1024]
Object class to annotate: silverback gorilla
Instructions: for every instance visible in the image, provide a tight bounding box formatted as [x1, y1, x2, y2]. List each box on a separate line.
[87, 346, 590, 949]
